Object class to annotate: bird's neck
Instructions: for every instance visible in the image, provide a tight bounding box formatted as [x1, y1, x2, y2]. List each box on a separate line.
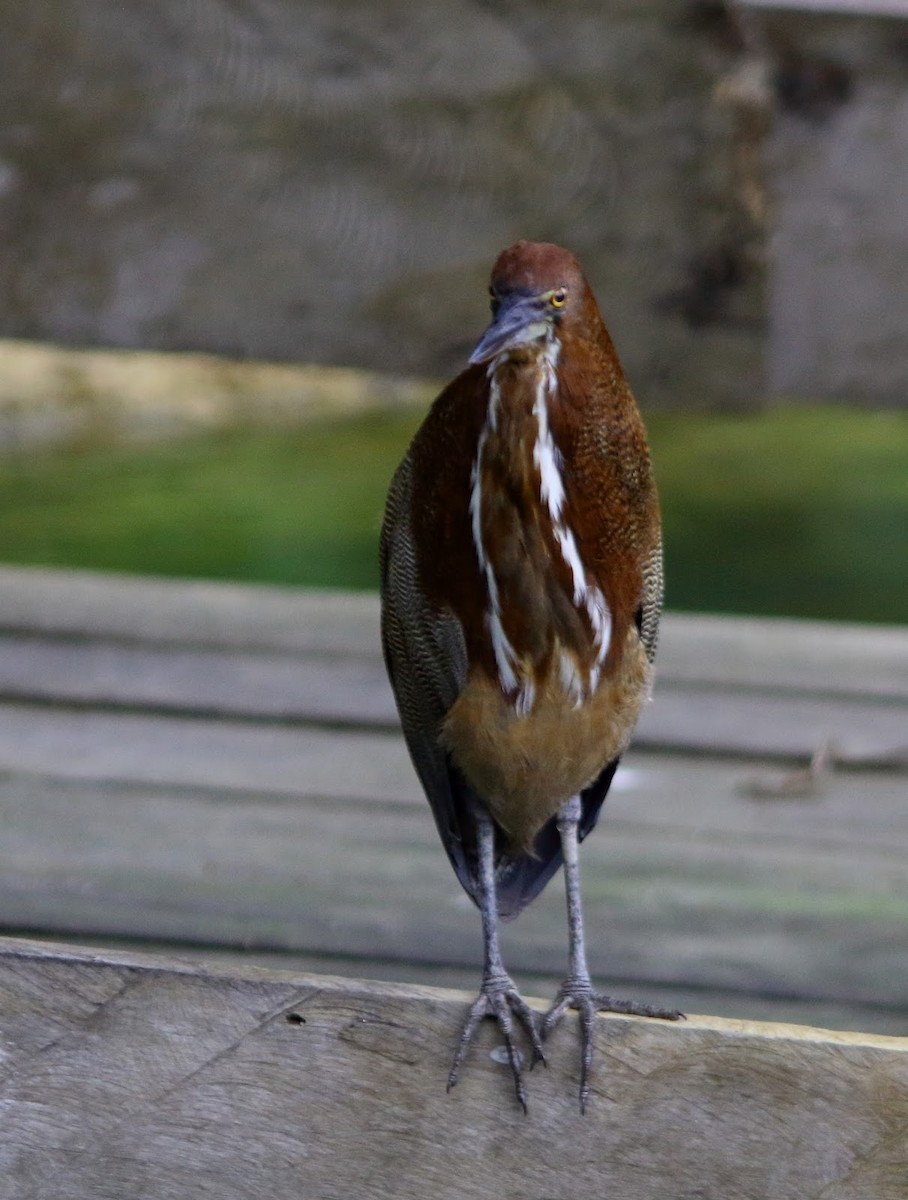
[469, 341, 612, 714]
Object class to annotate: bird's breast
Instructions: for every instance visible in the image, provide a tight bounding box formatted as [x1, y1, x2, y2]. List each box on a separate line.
[441, 624, 652, 852]
[467, 349, 613, 717]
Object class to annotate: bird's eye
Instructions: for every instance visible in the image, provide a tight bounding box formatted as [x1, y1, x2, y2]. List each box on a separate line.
[550, 288, 567, 308]
[488, 287, 500, 315]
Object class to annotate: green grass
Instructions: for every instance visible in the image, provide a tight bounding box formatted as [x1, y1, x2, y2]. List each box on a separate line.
[649, 406, 908, 623]
[1, 405, 905, 623]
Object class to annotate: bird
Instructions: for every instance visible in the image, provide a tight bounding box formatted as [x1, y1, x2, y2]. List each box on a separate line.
[379, 240, 682, 1112]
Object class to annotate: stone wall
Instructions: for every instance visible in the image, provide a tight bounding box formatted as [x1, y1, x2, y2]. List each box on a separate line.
[0, 1, 904, 406]
[761, 8, 908, 403]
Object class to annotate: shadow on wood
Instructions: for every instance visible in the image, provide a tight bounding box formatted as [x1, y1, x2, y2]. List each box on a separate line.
[1, 937, 907, 1199]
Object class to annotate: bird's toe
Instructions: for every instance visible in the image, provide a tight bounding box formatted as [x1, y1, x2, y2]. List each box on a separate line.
[447, 975, 541, 1111]
[543, 977, 684, 1111]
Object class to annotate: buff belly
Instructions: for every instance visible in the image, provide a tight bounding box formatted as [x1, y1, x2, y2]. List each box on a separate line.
[441, 629, 652, 853]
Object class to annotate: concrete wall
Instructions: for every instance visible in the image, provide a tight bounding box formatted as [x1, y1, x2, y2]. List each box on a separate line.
[0, 1, 904, 406]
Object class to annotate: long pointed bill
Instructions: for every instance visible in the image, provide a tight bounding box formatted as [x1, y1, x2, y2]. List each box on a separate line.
[469, 294, 550, 365]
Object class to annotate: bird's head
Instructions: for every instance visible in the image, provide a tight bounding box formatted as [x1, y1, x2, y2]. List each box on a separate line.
[469, 240, 594, 366]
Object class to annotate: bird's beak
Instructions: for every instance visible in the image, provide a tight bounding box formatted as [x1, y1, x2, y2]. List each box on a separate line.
[469, 294, 550, 365]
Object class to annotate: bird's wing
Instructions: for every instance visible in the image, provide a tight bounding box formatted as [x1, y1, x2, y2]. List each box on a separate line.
[380, 453, 480, 902]
[638, 534, 664, 664]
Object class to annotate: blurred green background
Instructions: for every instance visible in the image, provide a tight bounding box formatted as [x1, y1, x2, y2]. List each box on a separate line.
[2, 402, 905, 623]
[3, 3, 907, 629]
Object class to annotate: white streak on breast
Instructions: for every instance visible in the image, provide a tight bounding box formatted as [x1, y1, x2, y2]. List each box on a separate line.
[532, 336, 612, 697]
[515, 678, 536, 716]
[558, 650, 585, 706]
[555, 524, 587, 604]
[473, 337, 613, 714]
[533, 347, 565, 525]
[471, 372, 522, 700]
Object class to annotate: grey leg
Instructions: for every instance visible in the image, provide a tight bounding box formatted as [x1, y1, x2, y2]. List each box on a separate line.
[542, 794, 684, 1112]
[447, 807, 545, 1112]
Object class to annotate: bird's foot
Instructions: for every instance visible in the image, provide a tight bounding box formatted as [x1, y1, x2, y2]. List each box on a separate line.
[447, 970, 545, 1112]
[542, 976, 684, 1112]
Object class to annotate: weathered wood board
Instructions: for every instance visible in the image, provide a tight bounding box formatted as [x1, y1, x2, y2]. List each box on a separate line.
[0, 565, 905, 764]
[1, 633, 907, 762]
[1, 938, 907, 1200]
[3, 755, 908, 1019]
[0, 565, 906, 1040]
[2, 564, 905, 695]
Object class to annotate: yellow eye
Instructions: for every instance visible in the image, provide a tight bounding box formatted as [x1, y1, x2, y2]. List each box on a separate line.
[550, 288, 567, 308]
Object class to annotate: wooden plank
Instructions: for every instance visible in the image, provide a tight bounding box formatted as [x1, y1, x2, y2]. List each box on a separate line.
[0, 565, 380, 657]
[1, 564, 906, 698]
[0, 635, 396, 727]
[1, 638, 905, 764]
[0, 703, 414, 797]
[638, 683, 907, 766]
[1, 938, 907, 1200]
[2, 758, 907, 1030]
[2, 701, 907, 842]
[0, 565, 904, 1039]
[52, 934, 904, 1037]
[656, 611, 908, 701]
[741, 0, 908, 15]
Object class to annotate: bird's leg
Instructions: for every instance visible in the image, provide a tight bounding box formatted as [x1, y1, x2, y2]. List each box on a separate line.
[542, 794, 684, 1112]
[447, 807, 545, 1112]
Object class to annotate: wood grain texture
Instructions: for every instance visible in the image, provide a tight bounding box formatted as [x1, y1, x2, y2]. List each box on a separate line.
[1, 938, 907, 1200]
[0, 565, 381, 656]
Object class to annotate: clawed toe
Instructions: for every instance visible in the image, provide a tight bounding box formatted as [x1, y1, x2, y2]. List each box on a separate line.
[447, 975, 544, 1111]
[543, 978, 684, 1112]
